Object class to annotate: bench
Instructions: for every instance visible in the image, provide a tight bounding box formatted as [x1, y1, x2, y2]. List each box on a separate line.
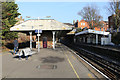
[16, 48, 36, 60]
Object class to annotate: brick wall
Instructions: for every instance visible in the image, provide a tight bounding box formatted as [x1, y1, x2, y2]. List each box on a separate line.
[77, 20, 89, 29]
[76, 19, 109, 31]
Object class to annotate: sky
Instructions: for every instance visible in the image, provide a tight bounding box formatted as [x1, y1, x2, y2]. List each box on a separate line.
[16, 2, 111, 24]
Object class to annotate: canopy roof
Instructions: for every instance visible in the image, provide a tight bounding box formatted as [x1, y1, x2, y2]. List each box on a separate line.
[67, 29, 76, 35]
[10, 19, 72, 31]
[75, 29, 110, 36]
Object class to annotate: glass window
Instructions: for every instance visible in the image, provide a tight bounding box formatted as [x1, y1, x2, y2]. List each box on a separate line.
[110, 19, 113, 22]
[83, 23, 85, 25]
[111, 25, 113, 28]
[81, 23, 82, 25]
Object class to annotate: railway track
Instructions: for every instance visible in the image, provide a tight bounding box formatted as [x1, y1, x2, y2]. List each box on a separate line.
[64, 44, 120, 80]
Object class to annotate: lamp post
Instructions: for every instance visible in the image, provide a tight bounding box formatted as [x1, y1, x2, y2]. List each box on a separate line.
[37, 25, 42, 52]
[26, 16, 33, 50]
[52, 31, 56, 49]
[29, 32, 32, 50]
[37, 30, 40, 52]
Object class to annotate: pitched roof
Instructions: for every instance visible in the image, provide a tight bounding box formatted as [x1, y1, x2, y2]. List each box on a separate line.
[10, 19, 72, 31]
[75, 29, 110, 36]
[80, 19, 85, 22]
[64, 23, 74, 26]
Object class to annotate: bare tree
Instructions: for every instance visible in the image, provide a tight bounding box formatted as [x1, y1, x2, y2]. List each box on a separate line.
[78, 5, 103, 29]
[108, 0, 120, 32]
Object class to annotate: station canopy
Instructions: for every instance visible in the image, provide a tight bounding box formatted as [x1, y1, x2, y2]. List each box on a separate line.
[75, 29, 110, 36]
[10, 19, 72, 31]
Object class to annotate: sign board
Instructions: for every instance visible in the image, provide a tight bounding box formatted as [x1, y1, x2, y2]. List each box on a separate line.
[37, 34, 41, 36]
[35, 30, 42, 33]
[36, 42, 40, 48]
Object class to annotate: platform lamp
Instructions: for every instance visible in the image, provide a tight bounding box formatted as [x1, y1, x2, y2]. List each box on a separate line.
[26, 16, 33, 50]
[37, 25, 43, 52]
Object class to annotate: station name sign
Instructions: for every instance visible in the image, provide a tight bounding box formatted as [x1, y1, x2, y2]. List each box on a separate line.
[35, 30, 42, 33]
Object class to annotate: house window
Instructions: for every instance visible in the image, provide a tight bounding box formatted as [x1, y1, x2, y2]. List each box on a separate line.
[111, 25, 113, 28]
[81, 23, 83, 25]
[83, 23, 85, 25]
[110, 19, 113, 22]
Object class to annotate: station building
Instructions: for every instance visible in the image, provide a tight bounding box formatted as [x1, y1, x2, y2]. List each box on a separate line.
[74, 29, 111, 45]
[10, 19, 72, 49]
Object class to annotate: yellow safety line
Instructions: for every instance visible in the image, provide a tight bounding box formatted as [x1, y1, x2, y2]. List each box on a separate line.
[64, 52, 80, 80]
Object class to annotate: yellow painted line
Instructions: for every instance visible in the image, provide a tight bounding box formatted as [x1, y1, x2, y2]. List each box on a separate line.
[64, 52, 80, 80]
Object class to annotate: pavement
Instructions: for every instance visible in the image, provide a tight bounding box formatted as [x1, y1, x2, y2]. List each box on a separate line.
[2, 43, 98, 79]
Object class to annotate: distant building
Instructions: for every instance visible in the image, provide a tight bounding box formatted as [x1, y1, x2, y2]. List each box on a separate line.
[94, 21, 109, 31]
[74, 19, 89, 29]
[108, 15, 114, 32]
[74, 19, 109, 31]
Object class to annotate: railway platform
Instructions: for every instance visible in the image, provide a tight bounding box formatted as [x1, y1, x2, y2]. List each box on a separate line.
[1, 43, 105, 79]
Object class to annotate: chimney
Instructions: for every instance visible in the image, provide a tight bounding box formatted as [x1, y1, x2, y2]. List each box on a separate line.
[77, 20, 79, 22]
[20, 16, 22, 19]
[73, 20, 75, 24]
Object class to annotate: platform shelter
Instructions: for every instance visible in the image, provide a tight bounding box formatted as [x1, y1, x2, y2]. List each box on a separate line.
[75, 29, 111, 45]
[10, 19, 72, 49]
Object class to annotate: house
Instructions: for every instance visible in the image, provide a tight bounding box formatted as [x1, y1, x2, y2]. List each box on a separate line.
[94, 21, 109, 31]
[74, 19, 109, 31]
[74, 20, 89, 29]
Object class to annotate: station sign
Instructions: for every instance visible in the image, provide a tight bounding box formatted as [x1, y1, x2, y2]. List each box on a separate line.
[35, 30, 42, 33]
[37, 34, 41, 36]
